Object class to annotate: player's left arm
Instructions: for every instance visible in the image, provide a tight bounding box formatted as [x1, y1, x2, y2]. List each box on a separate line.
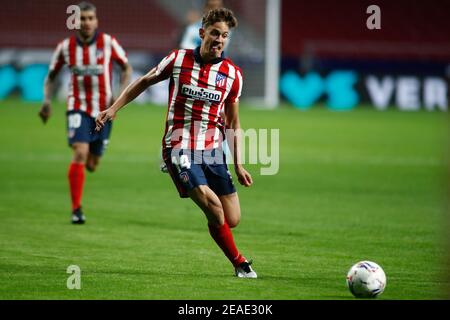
[225, 100, 253, 187]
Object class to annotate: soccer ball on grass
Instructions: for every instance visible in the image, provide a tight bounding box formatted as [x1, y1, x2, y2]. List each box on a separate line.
[346, 261, 386, 298]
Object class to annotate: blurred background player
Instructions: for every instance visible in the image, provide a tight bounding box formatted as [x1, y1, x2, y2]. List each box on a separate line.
[179, 0, 224, 50]
[95, 8, 257, 278]
[38, 1, 132, 224]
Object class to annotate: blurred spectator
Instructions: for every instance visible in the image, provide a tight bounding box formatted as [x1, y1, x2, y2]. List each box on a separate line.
[179, 0, 224, 49]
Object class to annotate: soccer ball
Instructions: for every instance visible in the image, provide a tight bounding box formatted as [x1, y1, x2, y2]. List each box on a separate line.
[346, 261, 386, 298]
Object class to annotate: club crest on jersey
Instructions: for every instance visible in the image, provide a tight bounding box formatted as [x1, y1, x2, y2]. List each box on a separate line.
[180, 172, 190, 184]
[215, 73, 227, 88]
[96, 48, 104, 60]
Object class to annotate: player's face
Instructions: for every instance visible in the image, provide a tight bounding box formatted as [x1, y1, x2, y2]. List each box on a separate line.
[200, 22, 229, 60]
[79, 10, 98, 39]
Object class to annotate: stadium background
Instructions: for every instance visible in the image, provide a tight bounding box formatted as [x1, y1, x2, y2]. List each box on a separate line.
[2, 0, 450, 109]
[0, 0, 449, 299]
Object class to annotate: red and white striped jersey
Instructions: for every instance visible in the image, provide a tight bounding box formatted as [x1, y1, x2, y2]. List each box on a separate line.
[156, 48, 243, 150]
[49, 32, 128, 118]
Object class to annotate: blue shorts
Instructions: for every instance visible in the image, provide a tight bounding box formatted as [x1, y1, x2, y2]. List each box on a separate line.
[66, 111, 112, 156]
[163, 148, 236, 198]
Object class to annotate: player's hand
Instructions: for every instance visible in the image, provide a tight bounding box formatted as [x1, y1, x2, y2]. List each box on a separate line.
[235, 166, 253, 187]
[38, 102, 51, 124]
[95, 109, 115, 131]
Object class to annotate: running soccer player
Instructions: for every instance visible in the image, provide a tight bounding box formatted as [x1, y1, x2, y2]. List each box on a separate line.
[39, 2, 132, 224]
[95, 8, 257, 278]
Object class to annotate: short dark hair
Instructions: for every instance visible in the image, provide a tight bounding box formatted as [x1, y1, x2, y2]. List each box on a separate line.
[202, 8, 238, 29]
[77, 1, 96, 12]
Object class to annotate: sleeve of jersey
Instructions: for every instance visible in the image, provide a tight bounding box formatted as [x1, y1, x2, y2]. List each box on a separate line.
[48, 42, 65, 73]
[226, 68, 243, 104]
[155, 50, 177, 80]
[111, 37, 128, 66]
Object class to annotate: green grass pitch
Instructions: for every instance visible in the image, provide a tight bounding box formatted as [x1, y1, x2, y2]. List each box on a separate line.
[0, 97, 448, 299]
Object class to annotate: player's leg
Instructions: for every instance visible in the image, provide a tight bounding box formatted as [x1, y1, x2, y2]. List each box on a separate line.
[218, 192, 241, 228]
[189, 186, 256, 278]
[205, 160, 240, 228]
[163, 149, 256, 277]
[188, 185, 226, 226]
[86, 153, 100, 172]
[71, 142, 89, 164]
[165, 150, 224, 225]
[218, 192, 256, 277]
[204, 160, 257, 278]
[66, 111, 92, 224]
[72, 142, 90, 163]
[188, 185, 246, 265]
[68, 142, 89, 224]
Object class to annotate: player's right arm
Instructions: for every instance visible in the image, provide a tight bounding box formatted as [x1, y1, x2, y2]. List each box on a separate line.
[224, 67, 252, 187]
[95, 50, 177, 131]
[95, 66, 163, 131]
[39, 41, 65, 124]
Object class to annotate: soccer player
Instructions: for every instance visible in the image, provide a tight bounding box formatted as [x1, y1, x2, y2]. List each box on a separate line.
[95, 8, 257, 278]
[39, 2, 132, 224]
[160, 0, 229, 174]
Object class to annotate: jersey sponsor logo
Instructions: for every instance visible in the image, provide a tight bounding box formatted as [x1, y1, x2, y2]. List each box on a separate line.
[181, 84, 222, 103]
[215, 72, 227, 88]
[71, 65, 104, 76]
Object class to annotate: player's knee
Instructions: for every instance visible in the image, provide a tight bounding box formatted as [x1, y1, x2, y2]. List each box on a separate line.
[73, 153, 88, 163]
[227, 216, 240, 228]
[72, 145, 89, 163]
